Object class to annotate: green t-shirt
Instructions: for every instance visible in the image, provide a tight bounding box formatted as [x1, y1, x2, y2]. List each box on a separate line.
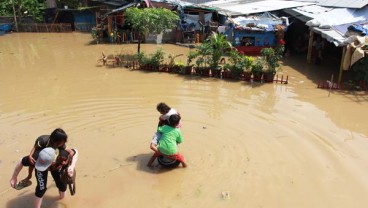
[157, 125, 183, 155]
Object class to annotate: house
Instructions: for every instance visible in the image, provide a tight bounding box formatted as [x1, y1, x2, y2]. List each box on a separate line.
[198, 0, 314, 55]
[283, 0, 368, 82]
[90, 0, 217, 43]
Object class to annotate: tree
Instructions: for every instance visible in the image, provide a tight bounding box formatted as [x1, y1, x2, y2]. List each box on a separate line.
[124, 7, 179, 53]
[0, 0, 44, 22]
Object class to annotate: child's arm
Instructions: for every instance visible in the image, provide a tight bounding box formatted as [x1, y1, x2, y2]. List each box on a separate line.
[176, 130, 183, 144]
[28, 147, 36, 165]
[10, 160, 23, 188]
[67, 149, 78, 177]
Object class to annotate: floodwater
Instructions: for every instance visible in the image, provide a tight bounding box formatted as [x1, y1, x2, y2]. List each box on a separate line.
[1, 33, 368, 208]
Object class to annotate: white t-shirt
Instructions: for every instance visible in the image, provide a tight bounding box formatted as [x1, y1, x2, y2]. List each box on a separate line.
[160, 108, 178, 121]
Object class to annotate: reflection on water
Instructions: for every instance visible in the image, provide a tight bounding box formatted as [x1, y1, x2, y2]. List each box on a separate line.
[1, 33, 368, 208]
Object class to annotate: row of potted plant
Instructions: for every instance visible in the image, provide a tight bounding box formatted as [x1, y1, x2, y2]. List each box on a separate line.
[133, 33, 284, 82]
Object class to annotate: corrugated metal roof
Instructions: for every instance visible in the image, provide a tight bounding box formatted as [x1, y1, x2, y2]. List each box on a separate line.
[151, 0, 215, 10]
[295, 5, 368, 25]
[299, 5, 368, 46]
[291, 0, 368, 8]
[318, 0, 368, 8]
[200, 0, 314, 16]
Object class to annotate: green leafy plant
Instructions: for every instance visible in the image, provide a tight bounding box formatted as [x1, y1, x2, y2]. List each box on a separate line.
[189, 32, 232, 70]
[1, 0, 45, 22]
[0, 1, 13, 17]
[149, 48, 165, 67]
[175, 60, 185, 73]
[125, 7, 179, 53]
[260, 46, 283, 73]
[195, 57, 205, 68]
[135, 52, 148, 66]
[251, 58, 264, 74]
[207, 32, 232, 69]
[168, 54, 183, 67]
[195, 41, 212, 68]
[186, 50, 198, 67]
[352, 56, 368, 83]
[135, 49, 165, 68]
[226, 49, 254, 78]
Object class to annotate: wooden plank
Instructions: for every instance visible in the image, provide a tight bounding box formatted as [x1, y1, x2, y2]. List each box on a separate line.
[307, 30, 314, 64]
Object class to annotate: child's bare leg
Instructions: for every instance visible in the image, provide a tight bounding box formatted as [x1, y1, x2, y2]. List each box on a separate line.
[23, 166, 34, 181]
[176, 153, 187, 168]
[150, 143, 158, 152]
[181, 161, 188, 168]
[147, 154, 158, 167]
[59, 191, 66, 199]
[27, 166, 34, 179]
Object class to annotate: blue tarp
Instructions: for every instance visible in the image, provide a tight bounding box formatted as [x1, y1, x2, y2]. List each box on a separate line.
[0, 23, 13, 32]
[333, 20, 368, 36]
[73, 10, 95, 25]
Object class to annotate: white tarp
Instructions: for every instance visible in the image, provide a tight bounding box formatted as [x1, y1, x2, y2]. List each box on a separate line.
[291, 0, 368, 9]
[306, 6, 368, 26]
[299, 5, 368, 46]
[184, 13, 212, 30]
[318, 0, 368, 9]
[200, 0, 314, 16]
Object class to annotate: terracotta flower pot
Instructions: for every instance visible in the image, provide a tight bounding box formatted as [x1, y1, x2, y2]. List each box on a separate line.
[263, 71, 275, 83]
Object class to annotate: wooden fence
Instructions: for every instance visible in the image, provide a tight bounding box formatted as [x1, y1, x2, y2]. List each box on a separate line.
[18, 23, 72, 32]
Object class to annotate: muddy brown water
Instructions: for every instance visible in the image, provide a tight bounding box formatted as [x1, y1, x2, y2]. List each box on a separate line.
[0, 33, 368, 208]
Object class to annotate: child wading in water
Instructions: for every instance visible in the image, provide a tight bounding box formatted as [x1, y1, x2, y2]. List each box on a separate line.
[10, 128, 71, 189]
[147, 114, 187, 168]
[150, 102, 180, 153]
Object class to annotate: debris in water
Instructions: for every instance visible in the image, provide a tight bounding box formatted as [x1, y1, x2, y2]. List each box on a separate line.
[221, 191, 230, 200]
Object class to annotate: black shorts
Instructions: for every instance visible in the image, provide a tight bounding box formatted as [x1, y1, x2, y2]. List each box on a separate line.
[21, 151, 40, 167]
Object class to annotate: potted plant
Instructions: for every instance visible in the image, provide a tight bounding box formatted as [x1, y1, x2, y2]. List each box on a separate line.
[184, 50, 197, 75]
[135, 52, 149, 70]
[195, 57, 209, 76]
[167, 53, 183, 73]
[251, 58, 264, 81]
[226, 49, 254, 80]
[194, 43, 211, 76]
[172, 60, 184, 74]
[242, 56, 254, 81]
[207, 32, 232, 78]
[149, 48, 165, 71]
[260, 46, 283, 82]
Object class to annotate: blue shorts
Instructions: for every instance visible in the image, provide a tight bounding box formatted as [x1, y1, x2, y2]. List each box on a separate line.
[151, 132, 162, 145]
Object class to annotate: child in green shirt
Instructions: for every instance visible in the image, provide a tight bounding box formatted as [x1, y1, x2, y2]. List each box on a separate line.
[147, 114, 187, 168]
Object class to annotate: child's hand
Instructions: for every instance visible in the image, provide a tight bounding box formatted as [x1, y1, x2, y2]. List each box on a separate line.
[29, 156, 36, 165]
[67, 167, 74, 177]
[10, 177, 17, 188]
[28, 156, 36, 165]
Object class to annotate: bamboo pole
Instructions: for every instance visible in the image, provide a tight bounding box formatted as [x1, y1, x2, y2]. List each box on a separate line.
[328, 74, 333, 97]
[307, 30, 314, 64]
[338, 46, 346, 83]
[107, 16, 112, 35]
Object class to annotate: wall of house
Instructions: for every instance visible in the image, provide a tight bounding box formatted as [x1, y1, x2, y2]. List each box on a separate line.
[233, 30, 276, 47]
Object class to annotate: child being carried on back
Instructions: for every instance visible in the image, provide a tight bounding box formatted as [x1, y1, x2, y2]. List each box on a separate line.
[147, 114, 187, 168]
[150, 102, 180, 153]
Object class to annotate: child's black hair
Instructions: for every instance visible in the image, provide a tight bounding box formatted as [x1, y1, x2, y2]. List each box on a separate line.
[51, 149, 71, 171]
[49, 128, 68, 148]
[168, 114, 181, 127]
[156, 102, 171, 114]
